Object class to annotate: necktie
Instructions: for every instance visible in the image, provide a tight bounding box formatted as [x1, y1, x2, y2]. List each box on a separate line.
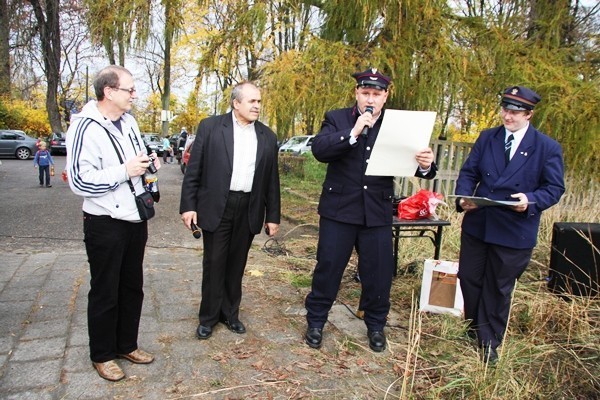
[505, 134, 514, 165]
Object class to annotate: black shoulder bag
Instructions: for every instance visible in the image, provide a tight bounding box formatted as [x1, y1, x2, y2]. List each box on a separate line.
[103, 125, 155, 221]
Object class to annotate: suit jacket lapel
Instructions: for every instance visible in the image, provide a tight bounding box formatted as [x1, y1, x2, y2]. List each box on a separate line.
[254, 123, 265, 170]
[221, 113, 234, 170]
[490, 127, 506, 173]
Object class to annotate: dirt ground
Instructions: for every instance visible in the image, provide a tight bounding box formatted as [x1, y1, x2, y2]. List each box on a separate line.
[156, 223, 418, 399]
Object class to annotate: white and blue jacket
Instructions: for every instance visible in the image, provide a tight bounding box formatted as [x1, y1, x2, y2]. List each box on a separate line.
[65, 100, 148, 221]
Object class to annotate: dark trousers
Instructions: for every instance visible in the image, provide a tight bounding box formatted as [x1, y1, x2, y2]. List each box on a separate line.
[199, 191, 254, 326]
[305, 217, 394, 331]
[83, 213, 148, 362]
[38, 165, 50, 185]
[457, 232, 532, 350]
[163, 149, 173, 163]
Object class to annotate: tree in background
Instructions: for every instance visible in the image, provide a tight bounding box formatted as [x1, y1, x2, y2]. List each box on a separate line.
[0, 0, 10, 97]
[159, 0, 185, 137]
[83, 0, 151, 66]
[26, 0, 62, 134]
[3, 0, 598, 171]
[57, 1, 96, 130]
[191, 0, 316, 112]
[0, 97, 51, 135]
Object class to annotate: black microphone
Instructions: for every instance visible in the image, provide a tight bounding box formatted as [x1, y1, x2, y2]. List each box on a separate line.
[191, 222, 202, 239]
[360, 106, 374, 136]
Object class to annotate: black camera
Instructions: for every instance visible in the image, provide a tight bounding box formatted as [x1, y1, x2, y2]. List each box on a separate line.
[147, 155, 158, 174]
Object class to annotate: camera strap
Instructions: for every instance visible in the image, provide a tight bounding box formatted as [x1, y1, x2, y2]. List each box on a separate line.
[88, 119, 142, 196]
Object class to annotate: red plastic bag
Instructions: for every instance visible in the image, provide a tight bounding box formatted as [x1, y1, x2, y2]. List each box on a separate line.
[398, 189, 444, 220]
[61, 170, 68, 182]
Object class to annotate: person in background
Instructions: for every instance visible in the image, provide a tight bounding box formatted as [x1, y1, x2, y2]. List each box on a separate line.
[180, 81, 280, 341]
[176, 127, 188, 164]
[162, 136, 173, 163]
[33, 141, 54, 187]
[303, 68, 436, 353]
[66, 65, 159, 382]
[454, 85, 565, 364]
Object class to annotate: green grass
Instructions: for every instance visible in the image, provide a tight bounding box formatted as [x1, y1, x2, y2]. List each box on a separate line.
[278, 155, 600, 399]
[287, 272, 312, 288]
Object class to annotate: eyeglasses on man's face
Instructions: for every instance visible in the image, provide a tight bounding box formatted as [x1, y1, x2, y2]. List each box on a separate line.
[113, 87, 137, 95]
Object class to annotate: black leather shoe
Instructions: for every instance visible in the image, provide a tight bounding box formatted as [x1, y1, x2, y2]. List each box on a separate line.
[367, 330, 386, 352]
[466, 328, 477, 341]
[222, 319, 246, 334]
[304, 327, 323, 349]
[482, 347, 498, 365]
[196, 324, 212, 340]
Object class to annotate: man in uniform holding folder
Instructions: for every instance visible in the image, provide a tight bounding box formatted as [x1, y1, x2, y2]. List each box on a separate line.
[455, 85, 565, 363]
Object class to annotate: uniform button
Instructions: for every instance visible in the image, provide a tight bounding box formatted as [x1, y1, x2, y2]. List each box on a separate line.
[367, 146, 371, 151]
[340, 136, 344, 141]
[363, 186, 368, 190]
[490, 190, 494, 193]
[328, 187, 332, 191]
[366, 159, 369, 163]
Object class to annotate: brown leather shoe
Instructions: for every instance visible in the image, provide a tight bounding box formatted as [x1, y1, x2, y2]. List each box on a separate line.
[117, 349, 154, 364]
[93, 360, 125, 381]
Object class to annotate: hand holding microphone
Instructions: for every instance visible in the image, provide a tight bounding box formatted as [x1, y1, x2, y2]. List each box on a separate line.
[191, 222, 202, 239]
[360, 106, 374, 137]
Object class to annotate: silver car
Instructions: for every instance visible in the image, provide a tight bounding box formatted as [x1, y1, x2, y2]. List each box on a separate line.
[141, 133, 164, 156]
[0, 130, 39, 160]
[278, 135, 315, 155]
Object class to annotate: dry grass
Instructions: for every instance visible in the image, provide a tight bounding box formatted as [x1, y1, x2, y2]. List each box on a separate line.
[277, 160, 600, 399]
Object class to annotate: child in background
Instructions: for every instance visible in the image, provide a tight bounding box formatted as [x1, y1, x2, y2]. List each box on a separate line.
[33, 141, 54, 187]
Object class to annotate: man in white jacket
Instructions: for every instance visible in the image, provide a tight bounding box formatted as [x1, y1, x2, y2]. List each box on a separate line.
[66, 65, 159, 381]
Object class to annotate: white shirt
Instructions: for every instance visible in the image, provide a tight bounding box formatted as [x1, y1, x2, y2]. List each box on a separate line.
[229, 113, 258, 192]
[505, 123, 529, 160]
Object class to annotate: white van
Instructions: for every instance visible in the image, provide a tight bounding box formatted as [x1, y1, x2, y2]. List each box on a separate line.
[278, 135, 315, 155]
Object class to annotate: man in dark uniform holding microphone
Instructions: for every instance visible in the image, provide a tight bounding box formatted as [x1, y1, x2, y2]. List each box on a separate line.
[304, 68, 437, 352]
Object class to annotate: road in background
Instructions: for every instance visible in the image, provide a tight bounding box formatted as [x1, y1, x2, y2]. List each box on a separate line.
[0, 156, 199, 252]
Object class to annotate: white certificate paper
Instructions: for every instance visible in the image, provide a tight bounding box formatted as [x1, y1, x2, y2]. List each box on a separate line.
[365, 109, 436, 177]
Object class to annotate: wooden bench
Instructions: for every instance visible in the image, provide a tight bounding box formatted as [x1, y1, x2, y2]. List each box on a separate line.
[392, 217, 451, 275]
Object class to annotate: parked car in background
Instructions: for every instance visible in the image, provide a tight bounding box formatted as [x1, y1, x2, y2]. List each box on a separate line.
[278, 135, 315, 155]
[141, 133, 163, 155]
[0, 129, 38, 160]
[49, 132, 67, 155]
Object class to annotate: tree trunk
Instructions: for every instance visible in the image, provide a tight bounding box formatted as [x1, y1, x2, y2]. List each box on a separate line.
[28, 0, 62, 133]
[0, 0, 10, 96]
[161, 0, 173, 138]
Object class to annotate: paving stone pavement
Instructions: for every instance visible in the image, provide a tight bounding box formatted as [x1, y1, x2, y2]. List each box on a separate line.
[0, 243, 403, 399]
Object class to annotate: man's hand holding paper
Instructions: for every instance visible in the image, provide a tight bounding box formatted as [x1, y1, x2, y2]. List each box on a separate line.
[416, 148, 434, 170]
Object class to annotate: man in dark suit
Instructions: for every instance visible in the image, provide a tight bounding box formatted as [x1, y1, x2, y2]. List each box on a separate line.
[180, 82, 280, 340]
[304, 68, 437, 352]
[455, 85, 565, 363]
